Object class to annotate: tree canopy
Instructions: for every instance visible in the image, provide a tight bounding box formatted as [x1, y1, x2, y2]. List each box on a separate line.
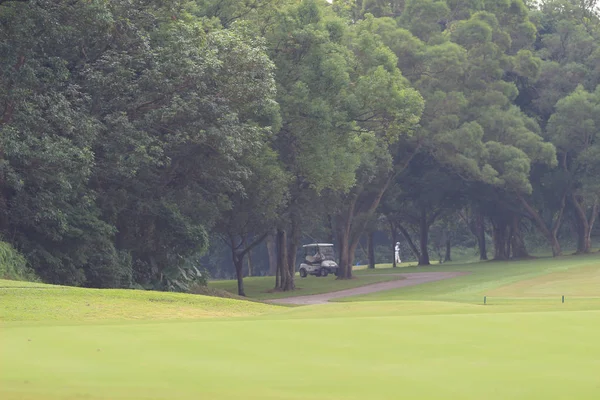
[1, 0, 599, 294]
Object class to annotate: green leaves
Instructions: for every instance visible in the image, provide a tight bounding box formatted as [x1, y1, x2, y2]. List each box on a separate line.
[4, 0, 598, 283]
[451, 17, 494, 48]
[547, 85, 600, 199]
[547, 85, 600, 152]
[0, 0, 281, 288]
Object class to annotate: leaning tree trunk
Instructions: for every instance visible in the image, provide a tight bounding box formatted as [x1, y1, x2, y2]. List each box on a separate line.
[367, 231, 375, 269]
[518, 194, 563, 257]
[418, 208, 430, 266]
[348, 236, 361, 274]
[337, 224, 363, 279]
[571, 194, 592, 254]
[336, 173, 394, 279]
[397, 223, 420, 261]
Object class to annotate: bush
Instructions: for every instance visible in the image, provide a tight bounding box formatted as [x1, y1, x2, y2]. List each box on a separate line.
[0, 241, 38, 282]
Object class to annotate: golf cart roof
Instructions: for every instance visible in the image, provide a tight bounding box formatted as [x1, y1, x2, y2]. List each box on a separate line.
[302, 243, 334, 248]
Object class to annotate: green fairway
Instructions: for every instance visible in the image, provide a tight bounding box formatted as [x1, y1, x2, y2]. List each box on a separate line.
[209, 272, 404, 300]
[3, 254, 600, 399]
[338, 253, 600, 303]
[3, 308, 600, 399]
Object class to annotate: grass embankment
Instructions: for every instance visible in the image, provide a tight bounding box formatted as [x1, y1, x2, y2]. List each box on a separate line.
[340, 253, 600, 303]
[209, 273, 404, 300]
[0, 280, 280, 323]
[3, 254, 600, 400]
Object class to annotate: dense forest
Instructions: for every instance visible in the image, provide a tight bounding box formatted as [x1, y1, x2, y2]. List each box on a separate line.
[1, 0, 599, 295]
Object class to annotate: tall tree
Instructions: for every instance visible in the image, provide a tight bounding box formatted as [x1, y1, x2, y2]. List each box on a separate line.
[0, 0, 280, 288]
[214, 146, 287, 296]
[547, 85, 600, 253]
[332, 14, 423, 279]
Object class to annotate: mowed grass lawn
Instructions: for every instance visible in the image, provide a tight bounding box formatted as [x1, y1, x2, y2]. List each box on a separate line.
[339, 252, 600, 303]
[3, 253, 600, 400]
[0, 281, 280, 322]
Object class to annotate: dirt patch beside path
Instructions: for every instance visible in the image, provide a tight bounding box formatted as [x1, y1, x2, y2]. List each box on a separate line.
[267, 271, 469, 305]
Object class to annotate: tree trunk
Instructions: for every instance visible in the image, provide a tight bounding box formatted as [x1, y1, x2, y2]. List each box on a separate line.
[397, 223, 420, 261]
[227, 233, 269, 294]
[348, 237, 360, 275]
[418, 208, 430, 266]
[246, 249, 253, 277]
[287, 217, 300, 282]
[518, 195, 563, 257]
[335, 172, 394, 279]
[326, 214, 335, 244]
[491, 218, 510, 260]
[367, 231, 375, 269]
[509, 215, 529, 259]
[277, 229, 294, 291]
[337, 214, 365, 279]
[444, 237, 451, 262]
[389, 219, 398, 268]
[266, 233, 277, 276]
[571, 194, 592, 254]
[589, 202, 598, 248]
[574, 214, 587, 254]
[232, 253, 245, 297]
[336, 200, 355, 280]
[475, 211, 488, 260]
[242, 235, 252, 277]
[337, 226, 354, 279]
[461, 208, 487, 260]
[337, 230, 350, 278]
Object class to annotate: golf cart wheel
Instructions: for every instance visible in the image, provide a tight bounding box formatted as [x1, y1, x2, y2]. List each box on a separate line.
[299, 269, 307, 278]
[320, 268, 328, 277]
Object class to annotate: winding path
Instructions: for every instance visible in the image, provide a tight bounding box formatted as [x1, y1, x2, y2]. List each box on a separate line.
[268, 271, 469, 305]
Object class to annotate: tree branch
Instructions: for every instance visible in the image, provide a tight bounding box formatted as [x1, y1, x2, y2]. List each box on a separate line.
[397, 222, 420, 259]
[237, 231, 269, 259]
[551, 191, 567, 236]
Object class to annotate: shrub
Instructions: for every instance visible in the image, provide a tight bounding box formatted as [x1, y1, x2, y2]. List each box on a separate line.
[0, 241, 39, 282]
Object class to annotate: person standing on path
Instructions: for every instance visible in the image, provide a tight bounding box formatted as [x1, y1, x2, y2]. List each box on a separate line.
[395, 242, 401, 264]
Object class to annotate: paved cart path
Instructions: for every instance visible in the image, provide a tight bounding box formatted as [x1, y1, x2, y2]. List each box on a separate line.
[268, 271, 469, 305]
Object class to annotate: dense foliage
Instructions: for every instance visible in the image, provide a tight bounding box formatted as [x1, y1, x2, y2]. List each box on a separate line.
[1, 0, 599, 294]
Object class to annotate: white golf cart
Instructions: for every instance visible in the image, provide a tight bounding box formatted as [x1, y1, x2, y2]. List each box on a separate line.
[298, 243, 339, 278]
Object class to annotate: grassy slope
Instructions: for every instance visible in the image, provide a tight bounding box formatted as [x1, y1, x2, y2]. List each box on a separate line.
[3, 254, 600, 400]
[0, 280, 281, 322]
[339, 253, 600, 302]
[209, 273, 404, 300]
